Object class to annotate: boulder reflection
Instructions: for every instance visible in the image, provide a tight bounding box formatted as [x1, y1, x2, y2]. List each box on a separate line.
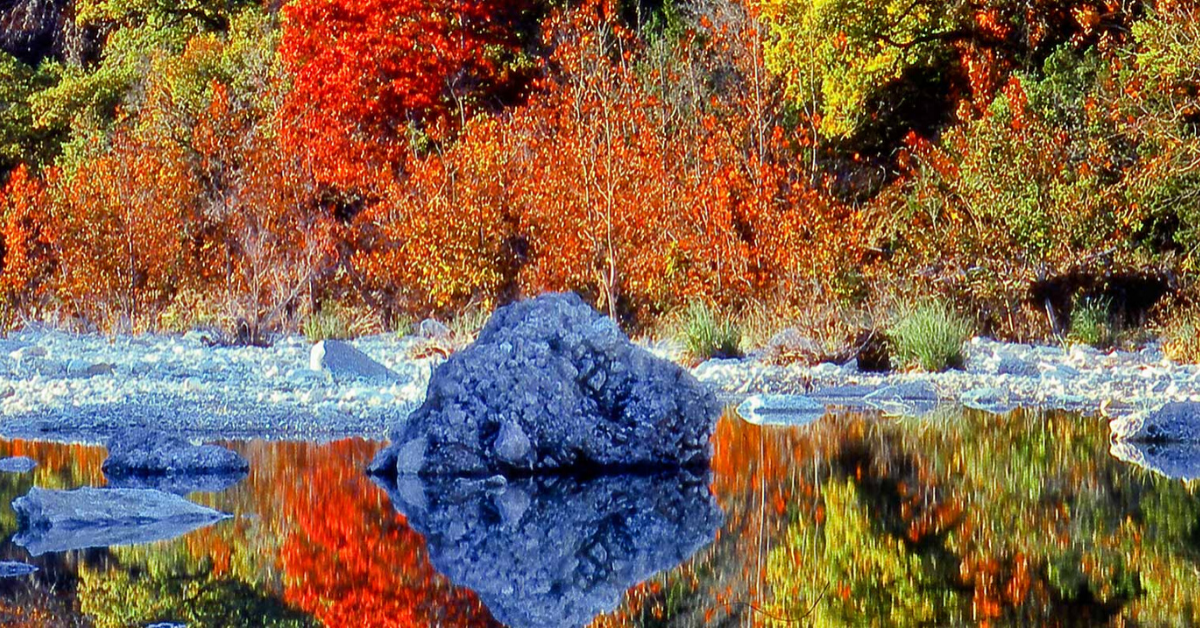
[1111, 440, 1200, 480]
[375, 470, 722, 628]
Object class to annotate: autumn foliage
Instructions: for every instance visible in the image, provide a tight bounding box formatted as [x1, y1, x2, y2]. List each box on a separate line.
[0, 0, 1198, 337]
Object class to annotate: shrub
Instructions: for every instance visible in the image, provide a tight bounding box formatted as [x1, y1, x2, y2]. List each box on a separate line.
[303, 302, 354, 342]
[678, 301, 742, 361]
[1159, 305, 1200, 364]
[1067, 297, 1114, 348]
[888, 301, 973, 372]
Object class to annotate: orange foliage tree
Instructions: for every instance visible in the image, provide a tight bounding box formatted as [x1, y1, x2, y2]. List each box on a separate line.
[353, 0, 863, 321]
[0, 164, 56, 312]
[51, 132, 197, 330]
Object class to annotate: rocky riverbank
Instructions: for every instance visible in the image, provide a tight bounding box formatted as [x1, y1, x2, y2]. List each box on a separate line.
[690, 337, 1198, 419]
[0, 328, 1192, 441]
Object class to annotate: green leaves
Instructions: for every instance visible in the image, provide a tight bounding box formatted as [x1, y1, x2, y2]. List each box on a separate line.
[0, 53, 59, 174]
[759, 0, 958, 139]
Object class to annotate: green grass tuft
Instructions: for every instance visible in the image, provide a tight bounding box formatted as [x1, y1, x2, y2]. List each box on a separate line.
[679, 301, 742, 360]
[888, 301, 973, 372]
[303, 302, 353, 343]
[1067, 297, 1114, 348]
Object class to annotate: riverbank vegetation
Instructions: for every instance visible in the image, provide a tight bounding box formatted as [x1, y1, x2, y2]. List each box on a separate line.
[1, 0, 1198, 353]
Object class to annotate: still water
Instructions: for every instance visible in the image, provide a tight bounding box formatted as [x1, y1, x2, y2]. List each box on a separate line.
[0, 408, 1197, 627]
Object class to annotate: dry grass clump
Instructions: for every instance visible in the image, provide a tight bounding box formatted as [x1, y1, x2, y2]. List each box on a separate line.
[1158, 303, 1200, 363]
[405, 301, 493, 359]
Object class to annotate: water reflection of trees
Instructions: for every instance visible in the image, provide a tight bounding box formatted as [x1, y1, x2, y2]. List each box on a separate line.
[1, 411, 1198, 627]
[756, 408, 1200, 626]
[276, 440, 499, 628]
[0, 439, 497, 627]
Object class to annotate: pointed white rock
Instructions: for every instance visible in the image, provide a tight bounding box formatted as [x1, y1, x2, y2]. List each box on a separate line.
[736, 394, 826, 427]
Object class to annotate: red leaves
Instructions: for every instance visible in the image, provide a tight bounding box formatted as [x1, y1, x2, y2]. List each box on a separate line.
[279, 0, 539, 191]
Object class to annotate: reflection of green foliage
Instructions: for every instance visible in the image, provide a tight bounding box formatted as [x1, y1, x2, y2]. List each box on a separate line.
[768, 479, 961, 626]
[765, 409, 1200, 624]
[80, 558, 316, 628]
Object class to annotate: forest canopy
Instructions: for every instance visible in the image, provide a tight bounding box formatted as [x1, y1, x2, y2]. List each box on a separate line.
[0, 0, 1197, 341]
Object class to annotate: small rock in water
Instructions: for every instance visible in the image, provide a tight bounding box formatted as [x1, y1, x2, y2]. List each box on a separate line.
[12, 486, 231, 556]
[810, 384, 880, 400]
[959, 387, 1016, 415]
[310, 340, 402, 383]
[0, 456, 36, 473]
[103, 430, 249, 478]
[1111, 401, 1200, 442]
[0, 561, 37, 578]
[736, 394, 826, 426]
[864, 382, 940, 416]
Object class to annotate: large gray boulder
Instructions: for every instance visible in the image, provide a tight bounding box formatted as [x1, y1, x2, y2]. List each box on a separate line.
[12, 487, 230, 556]
[1110, 402, 1200, 443]
[102, 431, 249, 494]
[370, 293, 719, 477]
[374, 470, 721, 628]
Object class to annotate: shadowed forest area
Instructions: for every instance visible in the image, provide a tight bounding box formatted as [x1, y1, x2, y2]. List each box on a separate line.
[2, 0, 1200, 349]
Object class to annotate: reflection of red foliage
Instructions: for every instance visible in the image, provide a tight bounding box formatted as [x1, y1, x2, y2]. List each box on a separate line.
[0, 440, 107, 486]
[279, 440, 499, 628]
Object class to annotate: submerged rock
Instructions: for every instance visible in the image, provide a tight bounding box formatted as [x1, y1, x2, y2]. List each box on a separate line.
[371, 293, 719, 477]
[0, 456, 36, 473]
[310, 339, 401, 383]
[864, 381, 940, 416]
[736, 394, 825, 426]
[959, 387, 1017, 415]
[375, 470, 721, 628]
[1111, 440, 1200, 480]
[1110, 402, 1200, 442]
[102, 430, 249, 482]
[0, 561, 37, 578]
[12, 486, 231, 556]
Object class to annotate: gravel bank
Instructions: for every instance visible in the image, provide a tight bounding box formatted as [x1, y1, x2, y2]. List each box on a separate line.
[691, 337, 1194, 418]
[0, 330, 1190, 442]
